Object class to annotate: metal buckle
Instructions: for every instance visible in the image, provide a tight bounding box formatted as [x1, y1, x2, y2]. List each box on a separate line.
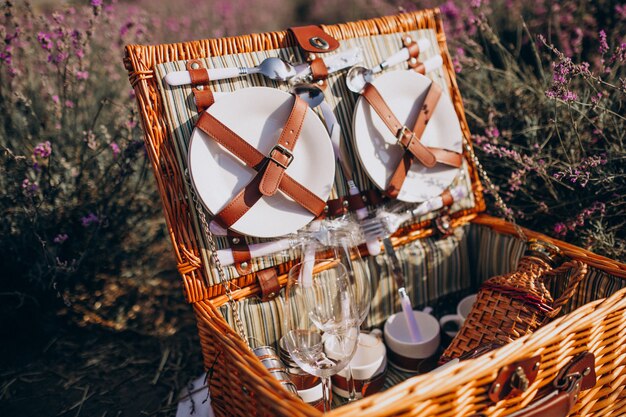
[396, 125, 415, 148]
[269, 144, 294, 169]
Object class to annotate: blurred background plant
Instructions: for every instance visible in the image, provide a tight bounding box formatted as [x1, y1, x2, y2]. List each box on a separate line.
[0, 0, 623, 415]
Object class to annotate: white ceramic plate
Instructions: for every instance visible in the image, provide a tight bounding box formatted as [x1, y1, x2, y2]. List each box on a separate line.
[188, 87, 335, 238]
[352, 71, 463, 202]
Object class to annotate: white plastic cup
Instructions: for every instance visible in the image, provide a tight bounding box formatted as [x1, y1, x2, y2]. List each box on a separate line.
[439, 294, 477, 338]
[326, 332, 387, 399]
[384, 308, 440, 373]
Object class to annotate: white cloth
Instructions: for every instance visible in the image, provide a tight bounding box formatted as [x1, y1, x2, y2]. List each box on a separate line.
[176, 375, 216, 417]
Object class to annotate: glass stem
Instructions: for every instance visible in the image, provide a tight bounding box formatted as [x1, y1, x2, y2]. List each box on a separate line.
[321, 376, 332, 412]
[346, 363, 358, 401]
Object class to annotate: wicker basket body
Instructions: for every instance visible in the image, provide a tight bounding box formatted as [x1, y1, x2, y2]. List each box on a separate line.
[124, 9, 626, 416]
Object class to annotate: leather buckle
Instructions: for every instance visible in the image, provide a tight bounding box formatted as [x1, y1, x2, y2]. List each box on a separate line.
[396, 125, 415, 149]
[269, 144, 294, 169]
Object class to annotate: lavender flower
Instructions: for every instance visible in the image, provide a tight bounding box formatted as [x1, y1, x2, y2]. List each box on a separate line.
[21, 178, 39, 195]
[110, 142, 121, 157]
[598, 30, 609, 54]
[33, 141, 52, 158]
[53, 233, 69, 244]
[37, 32, 53, 51]
[75, 70, 89, 80]
[81, 212, 100, 227]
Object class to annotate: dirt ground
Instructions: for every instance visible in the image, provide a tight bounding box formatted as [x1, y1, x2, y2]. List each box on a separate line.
[0, 240, 204, 416]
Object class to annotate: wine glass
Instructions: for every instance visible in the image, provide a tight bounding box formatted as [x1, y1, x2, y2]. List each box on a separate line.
[283, 259, 360, 412]
[310, 222, 373, 400]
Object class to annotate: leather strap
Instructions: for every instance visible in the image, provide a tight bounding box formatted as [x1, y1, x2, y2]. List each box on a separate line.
[259, 96, 308, 196]
[361, 83, 436, 168]
[404, 36, 423, 71]
[256, 268, 280, 301]
[195, 102, 326, 228]
[193, 88, 215, 112]
[288, 25, 339, 53]
[189, 68, 210, 84]
[227, 232, 253, 276]
[441, 189, 454, 207]
[309, 57, 328, 81]
[186, 60, 215, 113]
[361, 81, 463, 199]
[332, 365, 387, 397]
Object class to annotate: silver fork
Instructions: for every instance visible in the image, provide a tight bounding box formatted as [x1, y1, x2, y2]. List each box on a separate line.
[364, 185, 467, 342]
[361, 185, 467, 240]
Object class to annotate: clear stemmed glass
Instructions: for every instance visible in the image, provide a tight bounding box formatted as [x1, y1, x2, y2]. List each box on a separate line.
[310, 222, 372, 401]
[283, 259, 360, 412]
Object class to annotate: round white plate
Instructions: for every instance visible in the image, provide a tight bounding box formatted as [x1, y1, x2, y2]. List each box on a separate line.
[188, 87, 335, 238]
[352, 71, 463, 202]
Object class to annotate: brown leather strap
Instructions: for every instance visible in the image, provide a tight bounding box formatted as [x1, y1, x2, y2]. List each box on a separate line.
[256, 268, 280, 301]
[228, 233, 252, 275]
[193, 88, 215, 112]
[213, 172, 264, 228]
[196, 111, 325, 214]
[404, 37, 423, 71]
[332, 365, 387, 397]
[361, 83, 436, 168]
[429, 147, 464, 167]
[186, 59, 211, 85]
[441, 189, 454, 207]
[309, 57, 329, 81]
[382, 82, 463, 198]
[260, 96, 308, 196]
[288, 25, 339, 53]
[195, 98, 325, 229]
[188, 68, 209, 84]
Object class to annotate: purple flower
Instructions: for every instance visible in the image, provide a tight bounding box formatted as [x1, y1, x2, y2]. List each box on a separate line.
[485, 126, 500, 139]
[553, 223, 567, 236]
[76, 70, 89, 80]
[81, 212, 100, 227]
[52, 95, 60, 104]
[33, 141, 52, 158]
[110, 142, 121, 157]
[440, 1, 461, 21]
[65, 100, 74, 108]
[37, 32, 53, 51]
[21, 178, 38, 195]
[598, 30, 609, 54]
[53, 233, 69, 244]
[91, 0, 103, 6]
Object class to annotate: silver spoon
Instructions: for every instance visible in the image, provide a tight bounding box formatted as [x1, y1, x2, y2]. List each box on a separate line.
[345, 38, 432, 93]
[165, 57, 297, 86]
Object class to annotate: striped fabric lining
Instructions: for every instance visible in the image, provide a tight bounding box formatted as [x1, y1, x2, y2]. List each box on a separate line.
[220, 223, 625, 400]
[220, 222, 625, 349]
[153, 28, 476, 287]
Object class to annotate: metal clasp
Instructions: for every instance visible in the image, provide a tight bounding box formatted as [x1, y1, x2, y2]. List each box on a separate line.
[269, 144, 294, 169]
[309, 36, 330, 50]
[396, 125, 415, 148]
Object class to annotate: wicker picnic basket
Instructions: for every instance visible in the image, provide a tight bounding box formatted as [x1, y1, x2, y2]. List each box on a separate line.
[124, 8, 626, 417]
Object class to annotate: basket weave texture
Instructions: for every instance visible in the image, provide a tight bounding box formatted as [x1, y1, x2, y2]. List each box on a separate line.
[124, 8, 626, 417]
[441, 256, 588, 362]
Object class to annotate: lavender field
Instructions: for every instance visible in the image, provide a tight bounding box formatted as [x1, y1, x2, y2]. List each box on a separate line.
[0, 0, 624, 415]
